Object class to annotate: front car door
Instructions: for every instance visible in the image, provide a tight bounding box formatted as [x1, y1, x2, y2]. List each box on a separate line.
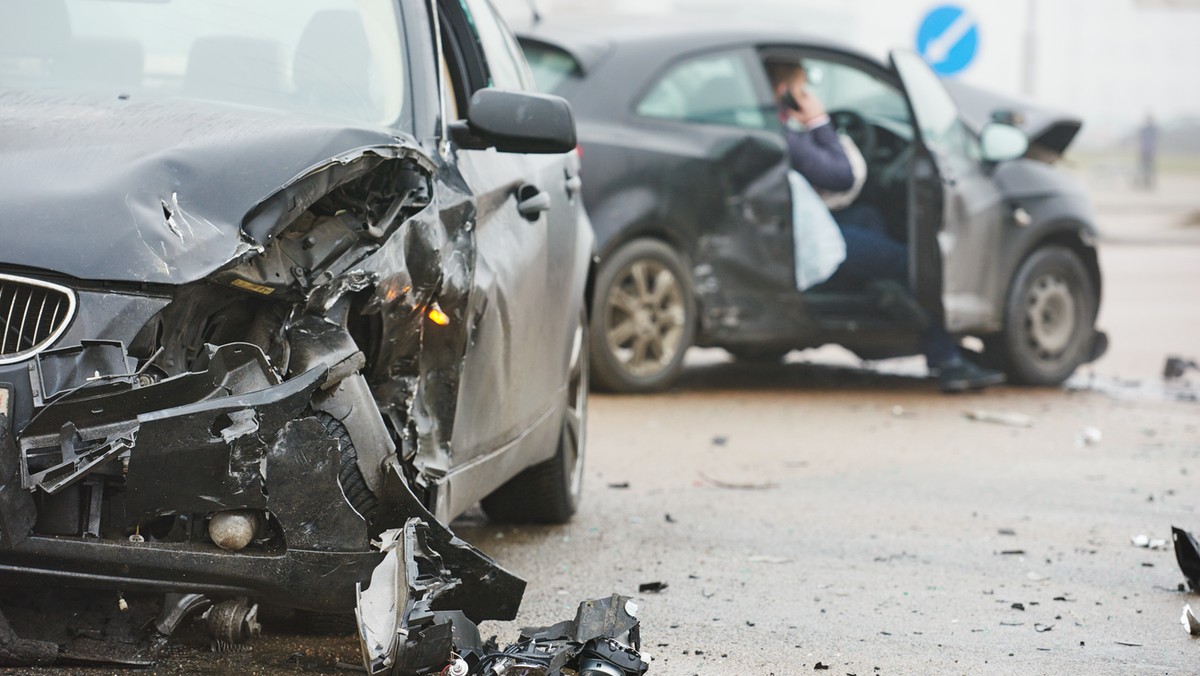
[435, 0, 581, 519]
[890, 50, 1009, 332]
[631, 47, 795, 341]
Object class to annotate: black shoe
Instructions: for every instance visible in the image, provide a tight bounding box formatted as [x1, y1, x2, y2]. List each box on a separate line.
[935, 357, 1006, 393]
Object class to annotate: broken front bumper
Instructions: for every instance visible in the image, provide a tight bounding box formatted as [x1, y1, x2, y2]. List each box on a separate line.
[0, 341, 523, 619]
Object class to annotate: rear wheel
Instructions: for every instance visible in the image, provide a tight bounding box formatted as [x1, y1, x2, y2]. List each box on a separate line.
[989, 246, 1098, 386]
[482, 310, 587, 524]
[589, 239, 695, 393]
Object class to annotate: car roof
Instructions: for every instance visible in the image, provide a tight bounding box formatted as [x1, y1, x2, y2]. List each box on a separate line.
[518, 17, 885, 76]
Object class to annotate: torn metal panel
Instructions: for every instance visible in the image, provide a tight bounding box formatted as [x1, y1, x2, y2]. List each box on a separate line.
[0, 88, 431, 285]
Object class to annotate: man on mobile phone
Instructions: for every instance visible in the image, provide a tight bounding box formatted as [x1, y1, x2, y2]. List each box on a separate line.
[765, 57, 1006, 393]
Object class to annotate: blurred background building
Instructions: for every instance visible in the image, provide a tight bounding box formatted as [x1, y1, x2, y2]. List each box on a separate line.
[495, 0, 1200, 167]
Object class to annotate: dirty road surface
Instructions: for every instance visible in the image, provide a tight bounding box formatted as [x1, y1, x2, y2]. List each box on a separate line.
[11, 183, 1200, 673]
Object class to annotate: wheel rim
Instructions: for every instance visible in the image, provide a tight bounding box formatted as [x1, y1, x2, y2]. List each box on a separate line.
[562, 314, 587, 501]
[1023, 272, 1077, 359]
[603, 259, 686, 378]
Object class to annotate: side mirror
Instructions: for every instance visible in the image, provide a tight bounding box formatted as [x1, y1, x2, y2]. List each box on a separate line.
[450, 88, 577, 154]
[980, 123, 1029, 163]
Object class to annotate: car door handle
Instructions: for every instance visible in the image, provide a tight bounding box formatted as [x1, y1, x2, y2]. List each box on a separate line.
[565, 174, 582, 197]
[517, 185, 552, 221]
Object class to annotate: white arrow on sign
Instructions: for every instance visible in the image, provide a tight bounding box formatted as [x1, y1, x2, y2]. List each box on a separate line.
[924, 11, 976, 64]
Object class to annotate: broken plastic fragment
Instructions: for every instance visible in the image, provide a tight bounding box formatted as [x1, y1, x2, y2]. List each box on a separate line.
[1173, 526, 1200, 591]
[964, 409, 1034, 428]
[1182, 605, 1200, 637]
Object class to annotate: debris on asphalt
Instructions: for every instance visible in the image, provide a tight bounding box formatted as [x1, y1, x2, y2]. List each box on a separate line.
[608, 481, 632, 489]
[699, 473, 778, 490]
[638, 582, 669, 594]
[356, 522, 651, 674]
[998, 550, 1027, 556]
[1026, 571, 1048, 582]
[711, 435, 728, 446]
[1076, 426, 1103, 447]
[964, 409, 1035, 428]
[1034, 623, 1054, 633]
[997, 528, 1017, 536]
[1011, 603, 1026, 611]
[813, 662, 830, 670]
[1131, 534, 1168, 550]
[1163, 355, 1198, 379]
[1182, 605, 1200, 636]
[664, 513, 676, 523]
[748, 555, 793, 564]
[1172, 526, 1200, 591]
[1114, 641, 1143, 647]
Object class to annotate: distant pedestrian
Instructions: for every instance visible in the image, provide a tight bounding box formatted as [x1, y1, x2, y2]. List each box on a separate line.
[1138, 113, 1158, 191]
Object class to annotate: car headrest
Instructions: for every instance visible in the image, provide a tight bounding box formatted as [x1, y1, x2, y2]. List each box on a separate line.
[185, 36, 285, 106]
[293, 11, 372, 106]
[53, 38, 145, 90]
[0, 0, 70, 58]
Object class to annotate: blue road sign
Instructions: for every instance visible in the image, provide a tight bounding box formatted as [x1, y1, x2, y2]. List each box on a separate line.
[916, 5, 979, 77]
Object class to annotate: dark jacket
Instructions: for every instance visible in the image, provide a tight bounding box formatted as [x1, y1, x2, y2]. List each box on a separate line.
[783, 117, 854, 193]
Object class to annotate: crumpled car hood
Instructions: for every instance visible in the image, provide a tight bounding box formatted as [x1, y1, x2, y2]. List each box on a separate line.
[0, 89, 423, 285]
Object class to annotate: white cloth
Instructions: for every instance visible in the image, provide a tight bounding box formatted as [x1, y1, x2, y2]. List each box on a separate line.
[788, 169, 846, 291]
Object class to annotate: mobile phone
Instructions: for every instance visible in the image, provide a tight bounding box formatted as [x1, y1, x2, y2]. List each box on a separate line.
[781, 89, 801, 112]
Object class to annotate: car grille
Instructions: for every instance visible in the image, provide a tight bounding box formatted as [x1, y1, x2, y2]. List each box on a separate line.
[0, 274, 76, 365]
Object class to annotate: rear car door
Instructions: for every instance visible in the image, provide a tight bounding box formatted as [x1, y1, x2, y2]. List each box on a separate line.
[890, 50, 1008, 331]
[632, 47, 795, 334]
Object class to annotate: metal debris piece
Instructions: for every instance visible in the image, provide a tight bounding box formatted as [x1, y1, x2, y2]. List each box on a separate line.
[748, 555, 792, 564]
[1076, 426, 1102, 447]
[699, 473, 778, 490]
[1182, 605, 1200, 637]
[638, 582, 668, 594]
[964, 409, 1034, 428]
[1130, 534, 1168, 550]
[1173, 526, 1200, 592]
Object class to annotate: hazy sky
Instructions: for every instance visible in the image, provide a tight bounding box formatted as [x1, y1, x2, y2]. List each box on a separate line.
[497, 0, 1200, 145]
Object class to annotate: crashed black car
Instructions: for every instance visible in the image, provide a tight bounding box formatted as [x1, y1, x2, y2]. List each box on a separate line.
[519, 22, 1107, 392]
[0, 0, 592, 652]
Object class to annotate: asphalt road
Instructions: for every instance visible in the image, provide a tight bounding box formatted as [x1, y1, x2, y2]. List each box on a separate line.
[453, 174, 1200, 675]
[11, 176, 1199, 675]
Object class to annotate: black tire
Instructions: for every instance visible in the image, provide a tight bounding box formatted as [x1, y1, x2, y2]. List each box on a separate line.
[482, 310, 588, 524]
[726, 347, 790, 364]
[316, 412, 380, 521]
[988, 246, 1098, 386]
[589, 239, 695, 393]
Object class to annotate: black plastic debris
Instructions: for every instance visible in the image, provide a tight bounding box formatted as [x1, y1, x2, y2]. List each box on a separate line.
[1011, 603, 1025, 611]
[1163, 356, 1198, 379]
[608, 482, 631, 489]
[638, 582, 669, 594]
[1172, 526, 1200, 591]
[813, 662, 830, 670]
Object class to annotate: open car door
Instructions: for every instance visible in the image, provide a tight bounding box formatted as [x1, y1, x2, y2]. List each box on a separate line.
[889, 50, 1009, 332]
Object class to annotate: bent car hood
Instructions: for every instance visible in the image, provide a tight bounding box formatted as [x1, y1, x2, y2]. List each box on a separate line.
[945, 81, 1082, 156]
[0, 89, 423, 284]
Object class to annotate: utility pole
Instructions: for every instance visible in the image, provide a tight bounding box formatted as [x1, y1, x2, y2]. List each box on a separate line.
[1021, 0, 1038, 97]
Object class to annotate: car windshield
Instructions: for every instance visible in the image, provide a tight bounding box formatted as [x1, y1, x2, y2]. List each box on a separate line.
[0, 0, 408, 128]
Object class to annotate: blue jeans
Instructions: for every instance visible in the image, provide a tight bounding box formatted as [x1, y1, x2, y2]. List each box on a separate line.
[830, 206, 960, 368]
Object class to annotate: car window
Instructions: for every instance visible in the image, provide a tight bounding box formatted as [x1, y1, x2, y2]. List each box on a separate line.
[459, 0, 535, 91]
[0, 0, 408, 128]
[802, 58, 909, 126]
[636, 51, 767, 130]
[518, 39, 581, 94]
[891, 50, 980, 161]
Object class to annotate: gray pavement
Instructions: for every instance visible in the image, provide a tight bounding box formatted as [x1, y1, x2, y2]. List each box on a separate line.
[451, 173, 1200, 675]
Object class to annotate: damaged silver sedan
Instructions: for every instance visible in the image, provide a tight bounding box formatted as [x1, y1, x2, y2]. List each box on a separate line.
[0, 0, 597, 671]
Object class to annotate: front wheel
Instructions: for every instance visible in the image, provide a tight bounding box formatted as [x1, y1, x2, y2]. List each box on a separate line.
[589, 239, 695, 393]
[989, 246, 1098, 386]
[481, 310, 587, 524]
